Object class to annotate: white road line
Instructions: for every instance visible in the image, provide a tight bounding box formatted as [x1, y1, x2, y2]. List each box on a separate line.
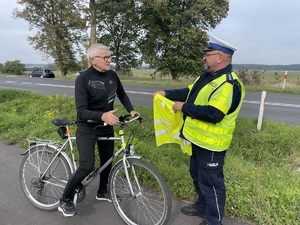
[265, 102, 300, 108]
[5, 81, 300, 108]
[243, 100, 260, 104]
[126, 90, 152, 95]
[243, 100, 300, 108]
[36, 83, 75, 88]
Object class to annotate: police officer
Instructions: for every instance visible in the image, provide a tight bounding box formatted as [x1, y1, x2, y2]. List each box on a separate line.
[154, 34, 245, 225]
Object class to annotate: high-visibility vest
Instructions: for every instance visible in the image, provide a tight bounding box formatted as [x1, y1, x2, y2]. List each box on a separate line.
[182, 72, 245, 151]
[153, 94, 192, 155]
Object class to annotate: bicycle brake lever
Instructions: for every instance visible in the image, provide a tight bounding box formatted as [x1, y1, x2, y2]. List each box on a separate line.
[119, 114, 131, 122]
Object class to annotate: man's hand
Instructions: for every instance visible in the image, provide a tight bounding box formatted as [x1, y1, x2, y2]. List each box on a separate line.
[153, 91, 166, 97]
[172, 102, 184, 113]
[130, 110, 139, 118]
[101, 109, 119, 125]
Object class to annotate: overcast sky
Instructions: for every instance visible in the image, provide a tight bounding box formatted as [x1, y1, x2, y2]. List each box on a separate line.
[1, 0, 299, 65]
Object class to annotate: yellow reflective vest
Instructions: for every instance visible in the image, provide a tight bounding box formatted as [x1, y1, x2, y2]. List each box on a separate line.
[153, 94, 192, 155]
[182, 72, 245, 151]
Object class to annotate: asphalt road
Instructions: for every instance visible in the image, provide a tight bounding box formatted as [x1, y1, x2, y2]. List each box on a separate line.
[0, 141, 253, 225]
[0, 76, 299, 125]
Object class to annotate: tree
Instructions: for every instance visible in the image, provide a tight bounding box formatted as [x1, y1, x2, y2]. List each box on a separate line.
[13, 0, 87, 75]
[88, 0, 168, 47]
[88, 0, 127, 49]
[96, 0, 142, 75]
[2, 60, 26, 75]
[138, 0, 229, 80]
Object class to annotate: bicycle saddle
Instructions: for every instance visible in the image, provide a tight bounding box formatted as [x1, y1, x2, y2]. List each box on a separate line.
[52, 118, 77, 126]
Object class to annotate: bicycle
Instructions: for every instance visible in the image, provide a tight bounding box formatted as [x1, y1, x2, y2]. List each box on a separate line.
[19, 114, 172, 225]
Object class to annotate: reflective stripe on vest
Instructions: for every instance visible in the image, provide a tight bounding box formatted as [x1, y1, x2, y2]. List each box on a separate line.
[153, 94, 192, 155]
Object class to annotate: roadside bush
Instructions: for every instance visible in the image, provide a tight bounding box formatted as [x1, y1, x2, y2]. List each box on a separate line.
[237, 68, 265, 85]
[1, 60, 26, 75]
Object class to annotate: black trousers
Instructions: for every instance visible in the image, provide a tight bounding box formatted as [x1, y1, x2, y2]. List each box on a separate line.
[61, 125, 114, 200]
[190, 145, 226, 225]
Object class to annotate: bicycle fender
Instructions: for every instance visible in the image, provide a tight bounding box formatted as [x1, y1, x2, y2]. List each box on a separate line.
[116, 155, 142, 164]
[22, 144, 46, 155]
[126, 155, 142, 160]
[113, 155, 142, 165]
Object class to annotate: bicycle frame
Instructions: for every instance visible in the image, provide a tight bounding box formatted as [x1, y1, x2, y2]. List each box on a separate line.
[48, 115, 143, 197]
[78, 128, 142, 198]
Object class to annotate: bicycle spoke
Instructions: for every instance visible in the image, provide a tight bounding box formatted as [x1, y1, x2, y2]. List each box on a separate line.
[20, 145, 71, 211]
[109, 158, 171, 225]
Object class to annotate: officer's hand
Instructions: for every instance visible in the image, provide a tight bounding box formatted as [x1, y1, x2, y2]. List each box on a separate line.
[153, 91, 166, 97]
[101, 109, 119, 126]
[172, 102, 184, 113]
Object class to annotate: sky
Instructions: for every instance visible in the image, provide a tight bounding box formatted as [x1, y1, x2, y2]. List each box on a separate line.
[0, 0, 300, 65]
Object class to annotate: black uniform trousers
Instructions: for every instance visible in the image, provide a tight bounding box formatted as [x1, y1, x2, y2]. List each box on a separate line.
[190, 144, 226, 225]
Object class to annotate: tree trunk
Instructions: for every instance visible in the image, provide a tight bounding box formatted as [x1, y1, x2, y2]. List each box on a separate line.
[90, 0, 115, 45]
[89, 0, 97, 45]
[170, 68, 177, 80]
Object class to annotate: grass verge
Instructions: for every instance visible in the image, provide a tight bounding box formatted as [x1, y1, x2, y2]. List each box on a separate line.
[0, 89, 299, 224]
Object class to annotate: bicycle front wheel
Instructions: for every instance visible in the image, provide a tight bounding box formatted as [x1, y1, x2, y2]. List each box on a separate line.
[19, 144, 71, 211]
[109, 157, 172, 225]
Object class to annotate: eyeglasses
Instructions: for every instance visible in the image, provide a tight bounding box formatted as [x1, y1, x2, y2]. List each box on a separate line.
[204, 53, 221, 58]
[94, 55, 111, 61]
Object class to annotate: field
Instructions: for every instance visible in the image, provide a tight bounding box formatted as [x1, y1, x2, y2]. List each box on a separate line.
[127, 69, 300, 94]
[131, 69, 300, 84]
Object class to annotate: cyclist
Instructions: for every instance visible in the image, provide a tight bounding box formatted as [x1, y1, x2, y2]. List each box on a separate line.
[58, 43, 138, 217]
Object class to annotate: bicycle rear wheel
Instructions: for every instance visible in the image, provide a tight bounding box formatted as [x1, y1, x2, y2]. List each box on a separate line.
[19, 144, 71, 211]
[109, 157, 172, 225]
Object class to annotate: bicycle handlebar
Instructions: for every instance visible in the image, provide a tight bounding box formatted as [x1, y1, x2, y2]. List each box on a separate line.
[87, 114, 142, 126]
[52, 114, 142, 127]
[119, 113, 142, 123]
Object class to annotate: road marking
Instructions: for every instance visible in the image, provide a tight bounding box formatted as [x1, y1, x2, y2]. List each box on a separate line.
[243, 100, 300, 108]
[36, 83, 75, 88]
[5, 80, 300, 108]
[265, 102, 300, 108]
[126, 90, 152, 95]
[243, 100, 260, 104]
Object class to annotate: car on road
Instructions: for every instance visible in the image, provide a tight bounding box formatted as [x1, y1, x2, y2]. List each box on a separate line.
[29, 69, 55, 78]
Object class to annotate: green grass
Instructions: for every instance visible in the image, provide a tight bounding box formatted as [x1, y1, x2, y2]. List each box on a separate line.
[0, 89, 300, 225]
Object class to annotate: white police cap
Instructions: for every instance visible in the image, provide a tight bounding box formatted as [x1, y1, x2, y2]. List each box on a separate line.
[204, 34, 237, 55]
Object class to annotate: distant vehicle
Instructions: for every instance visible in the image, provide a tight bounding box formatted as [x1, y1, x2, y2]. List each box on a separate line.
[29, 69, 55, 78]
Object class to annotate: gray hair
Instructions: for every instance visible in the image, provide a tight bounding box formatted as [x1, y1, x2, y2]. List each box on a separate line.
[87, 43, 110, 59]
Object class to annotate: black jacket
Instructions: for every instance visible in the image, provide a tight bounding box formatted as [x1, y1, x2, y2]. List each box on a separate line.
[75, 67, 134, 125]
